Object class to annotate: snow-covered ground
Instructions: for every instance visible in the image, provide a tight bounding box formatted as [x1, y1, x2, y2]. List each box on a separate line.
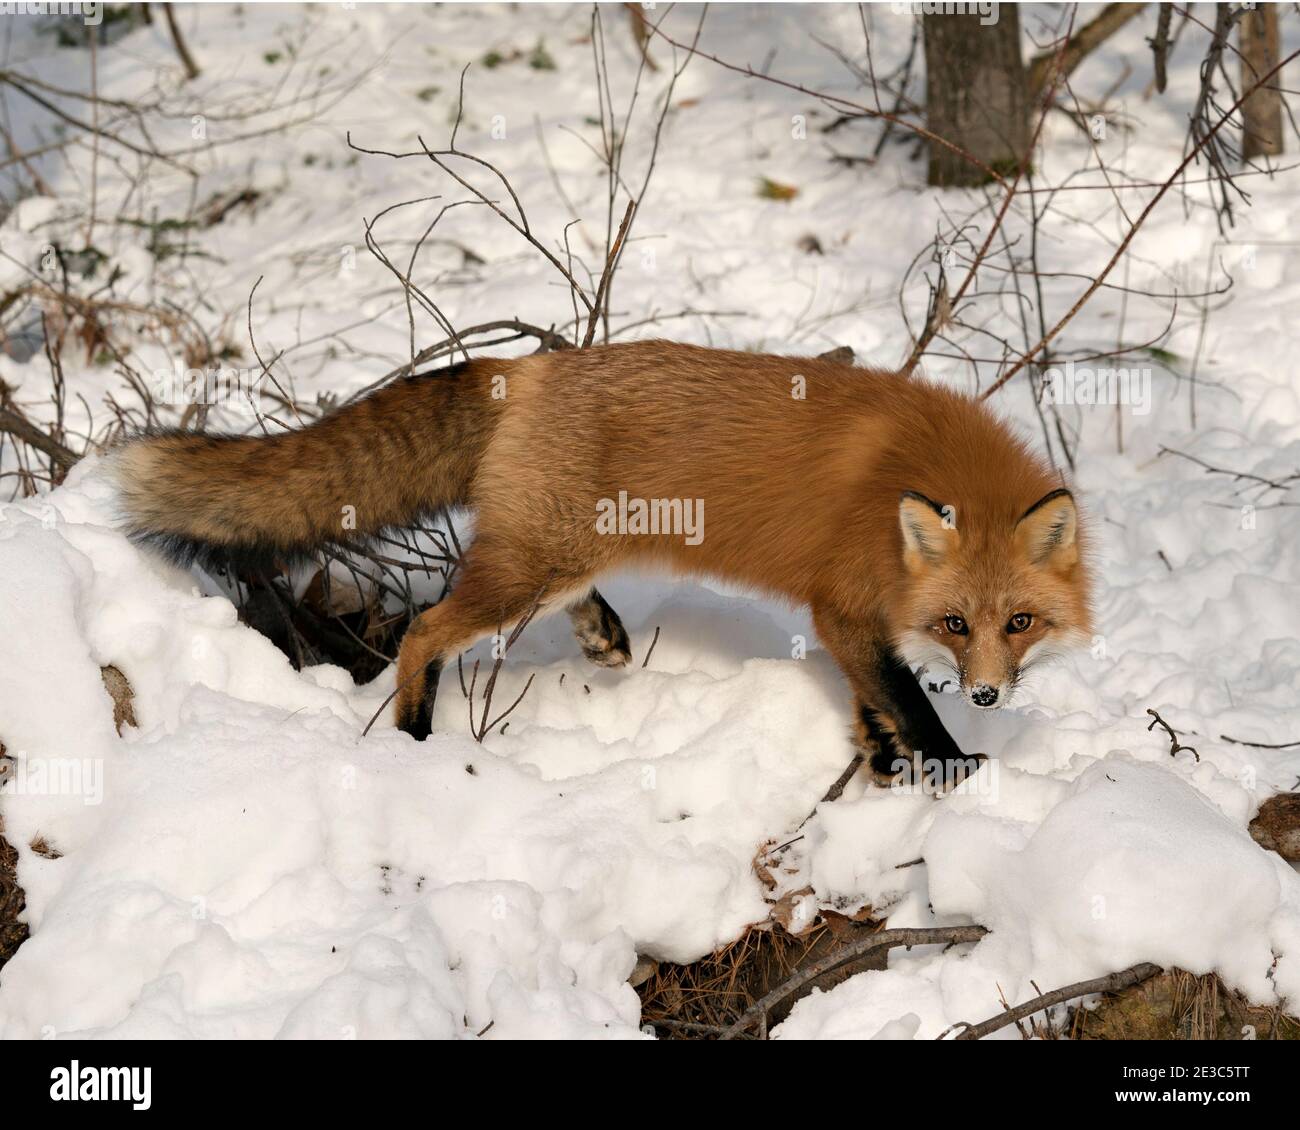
[1, 3, 1298, 1039]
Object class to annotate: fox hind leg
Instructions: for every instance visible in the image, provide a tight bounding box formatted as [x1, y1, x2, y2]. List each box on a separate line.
[567, 588, 632, 668]
[394, 596, 484, 741]
[395, 561, 569, 740]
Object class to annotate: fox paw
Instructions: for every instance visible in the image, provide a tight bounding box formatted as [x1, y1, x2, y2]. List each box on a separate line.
[869, 748, 987, 794]
[580, 636, 632, 668]
[396, 660, 442, 741]
[570, 590, 632, 669]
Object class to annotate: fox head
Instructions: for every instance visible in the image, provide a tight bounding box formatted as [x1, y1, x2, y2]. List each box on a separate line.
[892, 488, 1091, 709]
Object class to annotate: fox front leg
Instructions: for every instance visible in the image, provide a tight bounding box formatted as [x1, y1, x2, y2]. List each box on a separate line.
[856, 649, 986, 789]
[814, 605, 985, 791]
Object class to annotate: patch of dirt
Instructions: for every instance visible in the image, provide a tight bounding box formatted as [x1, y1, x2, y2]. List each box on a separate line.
[0, 814, 30, 973]
[101, 664, 137, 733]
[1072, 969, 1300, 1040]
[636, 910, 887, 1039]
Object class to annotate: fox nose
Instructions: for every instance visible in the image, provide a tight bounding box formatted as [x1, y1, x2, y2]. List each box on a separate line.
[970, 684, 999, 708]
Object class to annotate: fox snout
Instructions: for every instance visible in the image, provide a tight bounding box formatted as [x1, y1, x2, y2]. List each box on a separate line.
[968, 682, 1001, 708]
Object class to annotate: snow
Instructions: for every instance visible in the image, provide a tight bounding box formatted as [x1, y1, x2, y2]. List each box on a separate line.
[1, 3, 1299, 1039]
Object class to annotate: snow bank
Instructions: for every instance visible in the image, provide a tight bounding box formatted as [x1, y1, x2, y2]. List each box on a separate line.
[0, 460, 853, 1037]
[778, 757, 1300, 1041]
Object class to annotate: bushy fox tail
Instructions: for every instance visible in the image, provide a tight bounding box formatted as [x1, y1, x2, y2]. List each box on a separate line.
[111, 363, 494, 574]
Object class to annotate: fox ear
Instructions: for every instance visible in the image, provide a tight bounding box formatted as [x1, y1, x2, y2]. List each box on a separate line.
[899, 491, 959, 571]
[1015, 489, 1078, 570]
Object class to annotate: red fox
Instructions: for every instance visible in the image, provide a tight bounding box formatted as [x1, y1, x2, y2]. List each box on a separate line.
[112, 341, 1091, 786]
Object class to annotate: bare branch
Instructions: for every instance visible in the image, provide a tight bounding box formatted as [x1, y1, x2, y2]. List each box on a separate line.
[1026, 3, 1148, 99]
[162, 3, 201, 81]
[951, 962, 1162, 1040]
[982, 43, 1300, 398]
[720, 925, 989, 1039]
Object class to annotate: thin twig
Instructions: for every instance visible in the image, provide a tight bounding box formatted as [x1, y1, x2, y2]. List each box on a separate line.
[1219, 734, 1300, 750]
[1146, 708, 1200, 762]
[640, 625, 661, 669]
[583, 199, 635, 348]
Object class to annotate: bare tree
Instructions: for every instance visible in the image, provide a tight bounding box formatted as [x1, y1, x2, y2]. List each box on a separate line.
[1240, 3, 1282, 158]
[923, 8, 1030, 186]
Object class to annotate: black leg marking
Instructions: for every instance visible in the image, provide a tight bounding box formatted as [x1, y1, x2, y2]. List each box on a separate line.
[869, 651, 987, 788]
[401, 659, 442, 742]
[861, 706, 910, 783]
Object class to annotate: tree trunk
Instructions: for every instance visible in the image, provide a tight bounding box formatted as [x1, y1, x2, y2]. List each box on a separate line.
[163, 2, 201, 82]
[923, 8, 1030, 187]
[1240, 4, 1282, 159]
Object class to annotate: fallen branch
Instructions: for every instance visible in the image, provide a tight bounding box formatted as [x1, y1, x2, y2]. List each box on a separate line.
[951, 962, 1162, 1040]
[818, 753, 866, 806]
[720, 924, 988, 1039]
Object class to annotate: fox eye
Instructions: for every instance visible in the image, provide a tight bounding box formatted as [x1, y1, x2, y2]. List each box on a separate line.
[943, 615, 968, 635]
[1007, 613, 1033, 633]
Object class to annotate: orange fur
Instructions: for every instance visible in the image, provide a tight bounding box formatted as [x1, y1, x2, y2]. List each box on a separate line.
[113, 340, 1092, 773]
